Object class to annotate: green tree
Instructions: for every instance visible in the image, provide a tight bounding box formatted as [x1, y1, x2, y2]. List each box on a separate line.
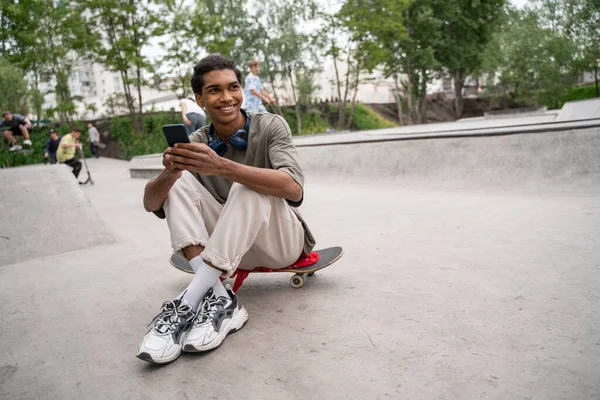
[480, 8, 577, 108]
[577, 0, 600, 96]
[0, 57, 28, 113]
[432, 0, 506, 118]
[154, 0, 227, 98]
[1, 0, 92, 124]
[340, 0, 440, 124]
[81, 0, 163, 133]
[536, 0, 600, 97]
[248, 0, 320, 133]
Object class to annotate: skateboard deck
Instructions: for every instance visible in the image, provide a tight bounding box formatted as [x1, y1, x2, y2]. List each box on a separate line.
[169, 246, 344, 290]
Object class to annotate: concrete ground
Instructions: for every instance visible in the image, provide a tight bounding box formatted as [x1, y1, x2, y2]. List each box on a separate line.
[2, 128, 600, 399]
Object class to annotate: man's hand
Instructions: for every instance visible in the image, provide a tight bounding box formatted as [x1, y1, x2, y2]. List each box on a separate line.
[44, 152, 49, 158]
[165, 143, 223, 176]
[183, 117, 192, 126]
[162, 147, 184, 180]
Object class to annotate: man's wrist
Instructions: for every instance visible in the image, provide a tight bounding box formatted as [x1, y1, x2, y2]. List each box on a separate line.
[162, 168, 181, 182]
[217, 157, 236, 179]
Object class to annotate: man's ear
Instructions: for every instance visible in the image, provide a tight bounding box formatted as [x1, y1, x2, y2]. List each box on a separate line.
[195, 93, 204, 109]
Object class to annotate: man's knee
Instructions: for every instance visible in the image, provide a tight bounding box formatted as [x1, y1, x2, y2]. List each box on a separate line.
[226, 184, 273, 216]
[3, 130, 11, 137]
[229, 182, 268, 201]
[170, 171, 197, 194]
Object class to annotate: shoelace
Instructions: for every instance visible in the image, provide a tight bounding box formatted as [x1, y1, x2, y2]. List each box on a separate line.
[194, 295, 227, 326]
[149, 301, 194, 334]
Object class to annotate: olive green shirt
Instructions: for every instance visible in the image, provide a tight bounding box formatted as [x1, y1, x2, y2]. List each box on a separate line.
[156, 112, 315, 256]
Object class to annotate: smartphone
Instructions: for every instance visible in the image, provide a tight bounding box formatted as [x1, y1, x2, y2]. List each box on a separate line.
[162, 124, 191, 147]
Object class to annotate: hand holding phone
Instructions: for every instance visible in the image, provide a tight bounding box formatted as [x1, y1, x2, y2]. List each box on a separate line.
[162, 124, 190, 147]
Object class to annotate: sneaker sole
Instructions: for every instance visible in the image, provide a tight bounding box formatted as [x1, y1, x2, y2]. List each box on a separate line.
[136, 348, 183, 364]
[183, 306, 249, 353]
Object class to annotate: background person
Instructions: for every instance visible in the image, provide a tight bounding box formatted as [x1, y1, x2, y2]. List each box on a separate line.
[57, 128, 83, 178]
[180, 97, 206, 134]
[1, 111, 33, 151]
[44, 129, 62, 164]
[87, 122, 101, 158]
[243, 60, 275, 113]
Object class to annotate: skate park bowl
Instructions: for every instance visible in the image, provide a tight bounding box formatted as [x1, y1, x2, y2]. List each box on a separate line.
[1, 98, 600, 399]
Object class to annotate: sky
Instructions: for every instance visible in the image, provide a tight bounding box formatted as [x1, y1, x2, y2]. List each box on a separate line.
[511, 0, 529, 8]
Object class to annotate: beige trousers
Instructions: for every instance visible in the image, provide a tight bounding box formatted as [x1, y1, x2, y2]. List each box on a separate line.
[163, 172, 305, 278]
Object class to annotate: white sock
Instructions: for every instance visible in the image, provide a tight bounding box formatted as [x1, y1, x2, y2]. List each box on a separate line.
[177, 256, 222, 311]
[188, 255, 230, 300]
[211, 280, 231, 300]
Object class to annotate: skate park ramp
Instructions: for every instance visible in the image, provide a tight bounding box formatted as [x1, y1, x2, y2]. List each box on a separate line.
[0, 164, 114, 266]
[297, 127, 600, 189]
[555, 98, 600, 122]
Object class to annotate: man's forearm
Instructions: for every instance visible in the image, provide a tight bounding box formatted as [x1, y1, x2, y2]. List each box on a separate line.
[181, 103, 187, 119]
[219, 159, 302, 202]
[251, 89, 266, 102]
[143, 169, 179, 212]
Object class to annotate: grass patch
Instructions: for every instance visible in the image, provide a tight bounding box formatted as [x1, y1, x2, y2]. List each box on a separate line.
[349, 104, 396, 130]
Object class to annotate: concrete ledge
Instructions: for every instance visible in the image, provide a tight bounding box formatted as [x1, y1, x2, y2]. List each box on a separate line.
[129, 153, 163, 178]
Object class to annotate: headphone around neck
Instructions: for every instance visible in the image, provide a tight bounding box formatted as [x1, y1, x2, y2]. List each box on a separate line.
[207, 109, 251, 156]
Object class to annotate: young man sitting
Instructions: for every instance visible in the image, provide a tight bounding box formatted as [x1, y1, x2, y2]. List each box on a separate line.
[137, 55, 315, 364]
[1, 111, 33, 151]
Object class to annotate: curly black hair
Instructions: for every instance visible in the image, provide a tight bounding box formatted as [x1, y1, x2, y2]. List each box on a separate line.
[190, 55, 243, 95]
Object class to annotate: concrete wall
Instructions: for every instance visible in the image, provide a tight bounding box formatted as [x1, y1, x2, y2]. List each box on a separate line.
[297, 128, 600, 190]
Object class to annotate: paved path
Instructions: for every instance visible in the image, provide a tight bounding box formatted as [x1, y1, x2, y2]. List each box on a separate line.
[2, 126, 600, 398]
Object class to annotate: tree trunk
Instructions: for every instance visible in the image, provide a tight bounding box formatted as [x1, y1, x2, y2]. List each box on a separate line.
[332, 42, 344, 128]
[120, 70, 139, 133]
[418, 68, 428, 123]
[263, 56, 283, 116]
[405, 71, 413, 125]
[346, 61, 361, 130]
[287, 67, 301, 134]
[340, 44, 352, 127]
[453, 70, 464, 119]
[136, 63, 144, 134]
[595, 64, 599, 98]
[394, 73, 404, 125]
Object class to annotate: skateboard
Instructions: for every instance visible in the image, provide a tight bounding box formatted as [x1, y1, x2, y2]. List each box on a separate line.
[169, 246, 344, 290]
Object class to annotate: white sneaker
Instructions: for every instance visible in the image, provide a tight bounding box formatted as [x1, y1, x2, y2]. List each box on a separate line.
[183, 289, 248, 352]
[23, 139, 32, 146]
[9, 144, 22, 151]
[136, 299, 195, 364]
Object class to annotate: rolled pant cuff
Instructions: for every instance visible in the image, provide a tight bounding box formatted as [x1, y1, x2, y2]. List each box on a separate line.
[172, 237, 208, 258]
[201, 250, 238, 278]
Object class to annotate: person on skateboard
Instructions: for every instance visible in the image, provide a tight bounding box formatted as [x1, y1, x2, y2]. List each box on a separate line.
[138, 55, 315, 364]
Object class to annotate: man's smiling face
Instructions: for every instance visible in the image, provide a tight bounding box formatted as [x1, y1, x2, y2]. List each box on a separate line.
[195, 69, 243, 126]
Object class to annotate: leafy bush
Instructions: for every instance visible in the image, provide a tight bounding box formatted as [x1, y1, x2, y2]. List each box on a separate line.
[2, 104, 397, 166]
[560, 84, 598, 105]
[282, 107, 330, 135]
[108, 113, 180, 159]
